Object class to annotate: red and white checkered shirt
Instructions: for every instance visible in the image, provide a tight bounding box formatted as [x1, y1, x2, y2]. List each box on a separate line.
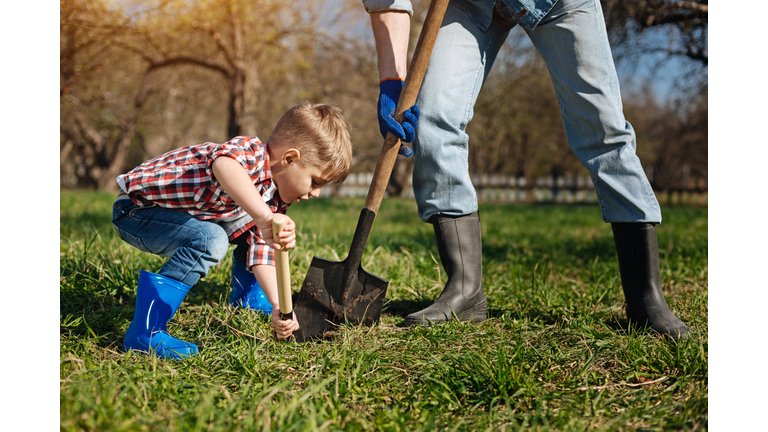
[118, 136, 290, 267]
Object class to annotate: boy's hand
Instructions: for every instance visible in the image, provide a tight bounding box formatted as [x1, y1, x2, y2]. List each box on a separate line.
[259, 214, 296, 251]
[271, 308, 300, 340]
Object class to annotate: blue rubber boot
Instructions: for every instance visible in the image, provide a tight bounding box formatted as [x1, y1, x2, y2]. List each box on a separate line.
[229, 252, 273, 315]
[123, 271, 199, 359]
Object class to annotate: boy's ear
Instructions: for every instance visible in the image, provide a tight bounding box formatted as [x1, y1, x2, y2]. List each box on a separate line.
[281, 148, 301, 166]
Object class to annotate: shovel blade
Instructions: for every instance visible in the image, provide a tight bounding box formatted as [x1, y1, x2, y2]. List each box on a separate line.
[292, 255, 388, 342]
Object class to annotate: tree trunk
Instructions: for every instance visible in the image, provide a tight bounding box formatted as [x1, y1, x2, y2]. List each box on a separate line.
[227, 71, 246, 138]
[387, 156, 414, 197]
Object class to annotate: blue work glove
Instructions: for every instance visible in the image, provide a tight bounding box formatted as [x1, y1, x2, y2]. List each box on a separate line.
[378, 79, 419, 157]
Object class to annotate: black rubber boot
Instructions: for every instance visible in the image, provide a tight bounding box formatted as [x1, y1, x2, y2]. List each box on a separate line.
[404, 212, 487, 326]
[611, 223, 690, 340]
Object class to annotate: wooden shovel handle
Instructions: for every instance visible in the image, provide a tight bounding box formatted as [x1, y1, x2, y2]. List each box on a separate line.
[364, 0, 450, 214]
[272, 214, 293, 319]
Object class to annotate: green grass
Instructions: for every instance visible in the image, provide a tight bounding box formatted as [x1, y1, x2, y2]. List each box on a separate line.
[60, 190, 708, 431]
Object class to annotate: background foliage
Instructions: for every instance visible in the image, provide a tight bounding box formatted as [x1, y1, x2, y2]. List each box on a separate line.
[60, 0, 707, 193]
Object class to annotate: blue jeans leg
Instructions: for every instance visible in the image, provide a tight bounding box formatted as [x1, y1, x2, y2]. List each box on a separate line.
[112, 200, 230, 286]
[412, 0, 661, 224]
[412, 2, 514, 222]
[520, 0, 661, 223]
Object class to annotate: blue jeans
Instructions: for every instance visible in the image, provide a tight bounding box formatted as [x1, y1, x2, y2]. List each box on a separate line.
[412, 0, 661, 224]
[112, 199, 230, 286]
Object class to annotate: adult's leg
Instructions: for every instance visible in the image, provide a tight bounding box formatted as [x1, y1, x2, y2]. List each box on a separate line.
[521, 0, 688, 338]
[412, 3, 513, 221]
[520, 0, 660, 222]
[405, 4, 513, 326]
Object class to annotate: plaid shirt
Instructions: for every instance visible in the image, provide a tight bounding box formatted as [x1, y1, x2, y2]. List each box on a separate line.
[118, 136, 290, 267]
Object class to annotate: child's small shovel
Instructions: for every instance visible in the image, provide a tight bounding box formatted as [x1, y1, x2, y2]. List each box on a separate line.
[272, 214, 294, 326]
[291, 0, 450, 342]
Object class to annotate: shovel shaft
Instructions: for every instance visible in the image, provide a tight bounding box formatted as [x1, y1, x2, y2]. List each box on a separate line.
[272, 214, 293, 319]
[364, 0, 450, 215]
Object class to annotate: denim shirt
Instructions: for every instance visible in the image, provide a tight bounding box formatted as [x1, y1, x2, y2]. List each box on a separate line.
[362, 0, 560, 29]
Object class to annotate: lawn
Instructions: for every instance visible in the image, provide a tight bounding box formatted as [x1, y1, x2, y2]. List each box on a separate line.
[60, 189, 708, 431]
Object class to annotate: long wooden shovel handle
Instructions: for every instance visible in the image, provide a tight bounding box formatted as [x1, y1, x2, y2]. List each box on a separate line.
[272, 214, 293, 320]
[364, 0, 450, 214]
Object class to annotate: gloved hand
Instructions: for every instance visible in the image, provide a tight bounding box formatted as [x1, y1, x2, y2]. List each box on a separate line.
[378, 79, 419, 157]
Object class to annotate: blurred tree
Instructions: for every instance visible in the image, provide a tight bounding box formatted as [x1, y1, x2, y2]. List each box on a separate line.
[602, 0, 708, 65]
[60, 0, 149, 189]
[120, 0, 318, 139]
[601, 0, 708, 195]
[646, 87, 708, 194]
[60, 0, 707, 196]
[60, 0, 320, 190]
[601, 0, 708, 105]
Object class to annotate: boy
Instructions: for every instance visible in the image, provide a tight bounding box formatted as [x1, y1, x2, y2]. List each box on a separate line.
[111, 102, 353, 359]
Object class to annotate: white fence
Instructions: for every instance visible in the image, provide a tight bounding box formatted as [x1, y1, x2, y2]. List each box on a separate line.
[319, 173, 599, 204]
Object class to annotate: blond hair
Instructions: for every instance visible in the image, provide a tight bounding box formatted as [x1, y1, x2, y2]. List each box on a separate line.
[268, 102, 353, 184]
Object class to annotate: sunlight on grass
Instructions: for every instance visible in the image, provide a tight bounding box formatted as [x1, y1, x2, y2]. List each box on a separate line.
[60, 191, 707, 431]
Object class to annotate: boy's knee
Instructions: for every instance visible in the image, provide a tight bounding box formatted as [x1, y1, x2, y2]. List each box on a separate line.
[186, 222, 229, 262]
[206, 228, 230, 262]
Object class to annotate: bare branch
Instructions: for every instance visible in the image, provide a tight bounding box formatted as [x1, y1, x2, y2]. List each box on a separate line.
[147, 56, 231, 78]
[192, 21, 239, 70]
